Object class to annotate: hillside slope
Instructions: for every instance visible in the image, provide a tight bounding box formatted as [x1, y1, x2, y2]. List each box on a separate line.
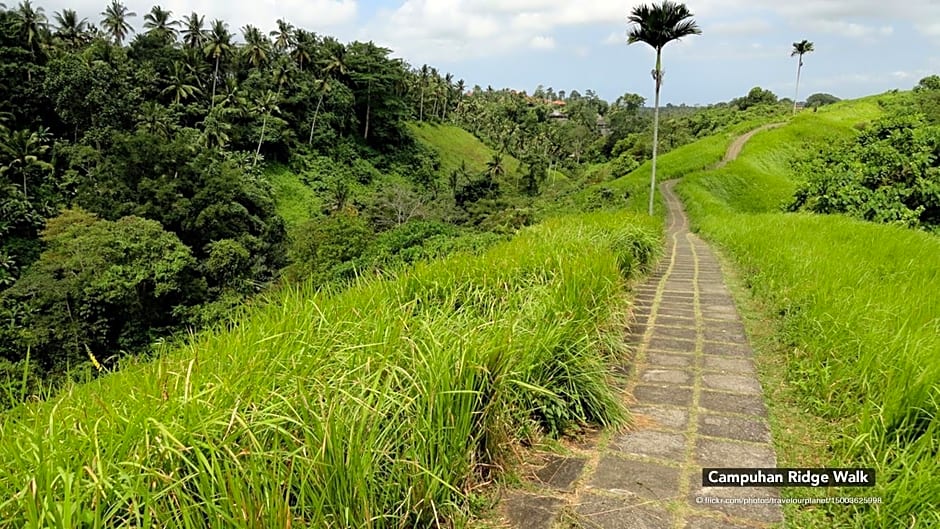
[668, 93, 939, 527]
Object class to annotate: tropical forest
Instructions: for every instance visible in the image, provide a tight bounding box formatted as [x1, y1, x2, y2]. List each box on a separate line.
[0, 0, 937, 527]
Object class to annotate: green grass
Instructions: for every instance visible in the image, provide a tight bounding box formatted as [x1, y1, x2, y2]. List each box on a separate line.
[671, 93, 940, 527]
[0, 210, 661, 528]
[266, 164, 322, 231]
[407, 122, 523, 179]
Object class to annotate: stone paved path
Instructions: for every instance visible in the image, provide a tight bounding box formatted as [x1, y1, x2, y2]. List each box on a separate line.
[500, 159, 784, 528]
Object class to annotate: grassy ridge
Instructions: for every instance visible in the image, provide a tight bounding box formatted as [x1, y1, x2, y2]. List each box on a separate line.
[674, 95, 940, 527]
[0, 211, 660, 528]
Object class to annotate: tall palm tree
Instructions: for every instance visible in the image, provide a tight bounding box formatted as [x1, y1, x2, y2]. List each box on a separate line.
[181, 12, 205, 49]
[308, 78, 332, 145]
[791, 40, 814, 114]
[203, 19, 232, 108]
[143, 5, 179, 41]
[627, 1, 701, 215]
[291, 28, 314, 71]
[252, 90, 279, 167]
[100, 0, 135, 45]
[11, 0, 47, 53]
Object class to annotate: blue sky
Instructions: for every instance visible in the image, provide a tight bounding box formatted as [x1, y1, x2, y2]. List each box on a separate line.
[37, 0, 940, 104]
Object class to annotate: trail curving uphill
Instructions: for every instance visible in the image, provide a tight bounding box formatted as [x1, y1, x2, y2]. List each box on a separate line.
[714, 122, 785, 169]
[500, 124, 786, 529]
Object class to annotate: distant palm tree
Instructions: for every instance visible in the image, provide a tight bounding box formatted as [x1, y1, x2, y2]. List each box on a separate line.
[143, 5, 179, 41]
[627, 0, 701, 215]
[100, 0, 135, 45]
[204, 19, 232, 108]
[791, 40, 814, 114]
[180, 12, 205, 49]
[308, 78, 332, 145]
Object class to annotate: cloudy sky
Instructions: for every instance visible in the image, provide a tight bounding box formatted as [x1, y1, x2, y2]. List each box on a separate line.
[36, 0, 940, 104]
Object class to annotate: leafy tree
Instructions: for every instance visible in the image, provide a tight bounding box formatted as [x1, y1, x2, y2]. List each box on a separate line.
[805, 93, 840, 108]
[2, 209, 197, 369]
[100, 0, 136, 45]
[627, 0, 702, 215]
[791, 39, 814, 113]
[790, 112, 940, 230]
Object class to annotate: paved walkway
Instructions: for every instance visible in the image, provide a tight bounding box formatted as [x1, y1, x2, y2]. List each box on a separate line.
[500, 173, 783, 527]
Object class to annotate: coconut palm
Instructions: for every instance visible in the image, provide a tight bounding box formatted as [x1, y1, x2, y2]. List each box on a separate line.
[161, 62, 202, 104]
[0, 127, 53, 199]
[291, 28, 314, 71]
[143, 5, 179, 41]
[100, 0, 136, 45]
[269, 19, 295, 53]
[627, 1, 701, 215]
[180, 12, 205, 49]
[204, 19, 232, 108]
[791, 40, 814, 114]
[252, 90, 279, 167]
[308, 78, 332, 145]
[241, 25, 270, 70]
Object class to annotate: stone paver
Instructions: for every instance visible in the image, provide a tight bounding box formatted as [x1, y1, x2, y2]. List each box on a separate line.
[501, 130, 783, 528]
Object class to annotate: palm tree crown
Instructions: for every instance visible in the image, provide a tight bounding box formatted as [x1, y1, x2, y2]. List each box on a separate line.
[100, 0, 136, 45]
[143, 5, 179, 40]
[627, 1, 701, 52]
[791, 39, 814, 65]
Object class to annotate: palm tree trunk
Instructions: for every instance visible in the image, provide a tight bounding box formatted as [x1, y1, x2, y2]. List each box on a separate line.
[254, 114, 267, 167]
[211, 55, 220, 109]
[793, 57, 803, 115]
[649, 48, 663, 216]
[419, 87, 424, 122]
[363, 82, 371, 141]
[308, 91, 324, 145]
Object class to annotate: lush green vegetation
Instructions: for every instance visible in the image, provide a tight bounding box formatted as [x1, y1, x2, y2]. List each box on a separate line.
[0, 209, 661, 528]
[790, 86, 940, 231]
[673, 94, 940, 527]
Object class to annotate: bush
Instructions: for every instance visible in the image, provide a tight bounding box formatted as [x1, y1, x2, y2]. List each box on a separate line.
[291, 211, 374, 284]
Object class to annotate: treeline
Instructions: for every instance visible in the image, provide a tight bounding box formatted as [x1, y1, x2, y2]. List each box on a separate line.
[790, 77, 940, 232]
[0, 1, 482, 382]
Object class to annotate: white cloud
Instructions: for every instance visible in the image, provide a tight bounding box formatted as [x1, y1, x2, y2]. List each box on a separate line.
[529, 35, 556, 49]
[805, 20, 893, 40]
[708, 18, 773, 36]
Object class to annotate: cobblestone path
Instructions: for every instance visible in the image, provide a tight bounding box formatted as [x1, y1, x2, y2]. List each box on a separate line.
[500, 178, 784, 528]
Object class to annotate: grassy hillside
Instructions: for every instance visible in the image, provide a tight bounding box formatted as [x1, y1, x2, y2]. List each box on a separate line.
[408, 122, 522, 179]
[0, 209, 661, 528]
[670, 93, 940, 527]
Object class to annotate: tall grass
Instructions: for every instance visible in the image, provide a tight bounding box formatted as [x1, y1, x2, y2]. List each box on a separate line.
[674, 94, 940, 527]
[0, 211, 661, 528]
